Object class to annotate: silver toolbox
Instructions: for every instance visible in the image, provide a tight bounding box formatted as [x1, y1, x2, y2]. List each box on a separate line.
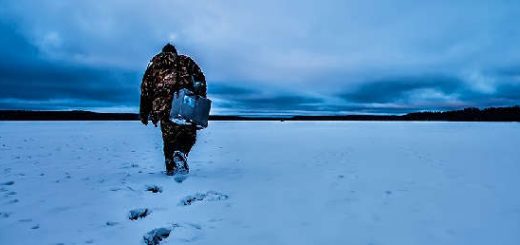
[170, 88, 211, 128]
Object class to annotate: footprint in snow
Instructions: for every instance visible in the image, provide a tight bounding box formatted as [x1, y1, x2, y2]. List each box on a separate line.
[3, 191, 16, 198]
[143, 227, 171, 245]
[179, 191, 229, 206]
[170, 223, 203, 243]
[145, 185, 163, 193]
[128, 208, 150, 220]
[7, 199, 19, 204]
[1, 212, 12, 218]
[1, 181, 15, 186]
[143, 223, 202, 245]
[105, 221, 119, 226]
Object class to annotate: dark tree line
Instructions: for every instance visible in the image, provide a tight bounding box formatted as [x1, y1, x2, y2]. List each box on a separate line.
[0, 110, 138, 121]
[0, 106, 519, 121]
[401, 106, 520, 121]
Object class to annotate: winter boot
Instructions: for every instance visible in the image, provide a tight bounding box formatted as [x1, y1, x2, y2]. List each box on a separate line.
[173, 151, 189, 174]
[165, 158, 176, 176]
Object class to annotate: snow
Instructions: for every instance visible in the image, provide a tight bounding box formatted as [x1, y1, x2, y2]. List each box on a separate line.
[0, 121, 519, 245]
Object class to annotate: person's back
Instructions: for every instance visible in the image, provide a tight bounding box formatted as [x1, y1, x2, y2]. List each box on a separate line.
[139, 43, 207, 176]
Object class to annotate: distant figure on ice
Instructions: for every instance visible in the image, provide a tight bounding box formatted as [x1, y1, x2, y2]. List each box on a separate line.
[139, 43, 207, 176]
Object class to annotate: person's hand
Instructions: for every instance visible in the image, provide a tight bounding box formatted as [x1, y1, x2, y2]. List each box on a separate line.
[140, 115, 149, 126]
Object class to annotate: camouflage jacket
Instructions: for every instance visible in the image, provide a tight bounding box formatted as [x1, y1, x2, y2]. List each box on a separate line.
[139, 52, 207, 124]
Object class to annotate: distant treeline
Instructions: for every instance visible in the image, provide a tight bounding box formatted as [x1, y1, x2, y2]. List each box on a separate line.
[0, 106, 519, 121]
[0, 110, 138, 121]
[401, 106, 520, 121]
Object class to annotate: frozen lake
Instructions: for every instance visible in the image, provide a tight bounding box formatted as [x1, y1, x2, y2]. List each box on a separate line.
[1, 121, 519, 245]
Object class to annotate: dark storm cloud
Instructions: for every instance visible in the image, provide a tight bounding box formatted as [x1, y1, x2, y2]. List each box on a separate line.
[0, 62, 141, 110]
[0, 19, 141, 110]
[0, 22, 38, 63]
[458, 74, 520, 106]
[231, 95, 323, 111]
[1, 0, 520, 114]
[207, 83, 324, 114]
[340, 75, 464, 104]
[208, 84, 256, 96]
[496, 83, 520, 101]
[334, 73, 520, 114]
[0, 64, 139, 103]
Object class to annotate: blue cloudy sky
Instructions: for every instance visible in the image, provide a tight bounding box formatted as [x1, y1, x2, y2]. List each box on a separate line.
[1, 0, 519, 115]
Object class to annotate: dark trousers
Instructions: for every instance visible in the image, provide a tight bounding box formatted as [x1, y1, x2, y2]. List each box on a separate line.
[160, 119, 197, 161]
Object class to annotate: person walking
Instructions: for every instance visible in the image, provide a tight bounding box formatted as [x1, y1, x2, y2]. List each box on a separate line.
[139, 43, 207, 176]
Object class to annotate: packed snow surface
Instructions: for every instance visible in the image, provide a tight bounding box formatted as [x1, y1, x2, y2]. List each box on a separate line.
[0, 121, 519, 245]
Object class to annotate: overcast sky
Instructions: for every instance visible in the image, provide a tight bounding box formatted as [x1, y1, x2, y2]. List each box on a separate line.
[1, 0, 519, 115]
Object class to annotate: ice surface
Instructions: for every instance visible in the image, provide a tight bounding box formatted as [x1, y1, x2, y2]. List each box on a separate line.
[0, 121, 519, 244]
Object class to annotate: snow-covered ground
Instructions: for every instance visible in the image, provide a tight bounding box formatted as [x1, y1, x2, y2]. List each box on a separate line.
[0, 121, 519, 245]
